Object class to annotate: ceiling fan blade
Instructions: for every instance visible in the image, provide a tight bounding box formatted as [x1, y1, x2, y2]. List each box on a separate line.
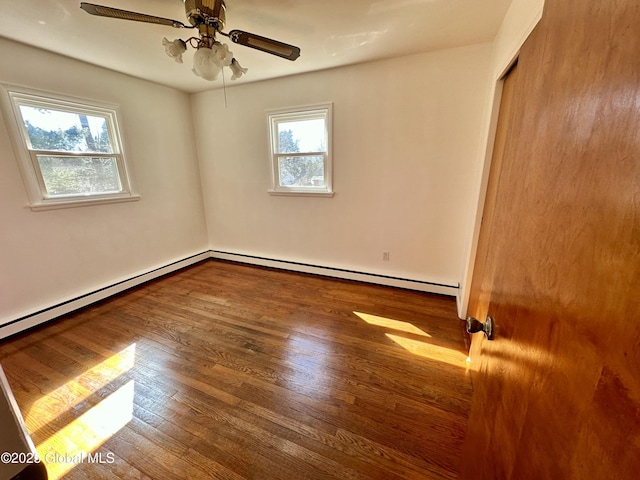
[80, 3, 188, 29]
[227, 30, 300, 61]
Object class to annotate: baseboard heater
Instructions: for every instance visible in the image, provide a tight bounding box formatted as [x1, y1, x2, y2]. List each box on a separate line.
[210, 250, 459, 296]
[0, 251, 211, 341]
[0, 250, 458, 340]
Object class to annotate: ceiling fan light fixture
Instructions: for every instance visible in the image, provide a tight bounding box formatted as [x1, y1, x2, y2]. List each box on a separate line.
[162, 38, 187, 63]
[211, 42, 233, 67]
[80, 1, 302, 83]
[192, 47, 222, 81]
[229, 58, 248, 80]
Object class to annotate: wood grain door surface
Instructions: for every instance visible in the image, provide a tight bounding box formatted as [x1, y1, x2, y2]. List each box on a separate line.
[461, 1, 640, 479]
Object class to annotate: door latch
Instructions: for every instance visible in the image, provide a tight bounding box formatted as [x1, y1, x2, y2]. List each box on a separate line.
[466, 316, 494, 340]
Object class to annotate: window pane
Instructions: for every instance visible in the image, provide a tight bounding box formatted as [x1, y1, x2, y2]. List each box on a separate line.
[19, 106, 113, 153]
[37, 156, 122, 196]
[278, 156, 325, 187]
[277, 118, 325, 153]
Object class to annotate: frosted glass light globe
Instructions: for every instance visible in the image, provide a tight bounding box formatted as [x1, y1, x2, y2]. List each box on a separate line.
[192, 47, 222, 81]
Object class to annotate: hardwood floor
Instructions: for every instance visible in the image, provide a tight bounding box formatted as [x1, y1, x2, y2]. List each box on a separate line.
[0, 260, 472, 479]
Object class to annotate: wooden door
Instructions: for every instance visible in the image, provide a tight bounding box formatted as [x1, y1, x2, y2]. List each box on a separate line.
[461, 1, 640, 479]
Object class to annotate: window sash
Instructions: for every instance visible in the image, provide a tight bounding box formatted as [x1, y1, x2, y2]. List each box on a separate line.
[15, 104, 120, 154]
[274, 153, 327, 189]
[29, 151, 127, 198]
[272, 112, 328, 155]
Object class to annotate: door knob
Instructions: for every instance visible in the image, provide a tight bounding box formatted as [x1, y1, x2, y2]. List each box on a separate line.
[466, 316, 494, 340]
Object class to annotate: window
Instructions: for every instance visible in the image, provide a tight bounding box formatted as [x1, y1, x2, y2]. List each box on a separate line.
[267, 103, 333, 196]
[2, 87, 138, 210]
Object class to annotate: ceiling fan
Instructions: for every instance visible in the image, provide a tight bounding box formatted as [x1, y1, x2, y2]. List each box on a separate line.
[80, 1, 301, 81]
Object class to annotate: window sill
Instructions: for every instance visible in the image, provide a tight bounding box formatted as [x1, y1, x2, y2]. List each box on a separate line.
[268, 190, 334, 198]
[29, 194, 141, 212]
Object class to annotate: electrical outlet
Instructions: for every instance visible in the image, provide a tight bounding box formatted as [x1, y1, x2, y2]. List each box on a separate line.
[383, 251, 390, 261]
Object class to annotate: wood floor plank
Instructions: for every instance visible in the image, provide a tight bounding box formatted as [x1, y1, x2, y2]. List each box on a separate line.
[0, 260, 471, 479]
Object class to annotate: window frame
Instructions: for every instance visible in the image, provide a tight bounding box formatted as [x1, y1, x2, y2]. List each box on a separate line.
[267, 103, 333, 197]
[1, 85, 139, 211]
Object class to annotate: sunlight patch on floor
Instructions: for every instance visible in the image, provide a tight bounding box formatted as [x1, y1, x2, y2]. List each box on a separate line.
[354, 311, 468, 367]
[24, 343, 137, 480]
[37, 380, 134, 480]
[353, 312, 431, 337]
[385, 334, 468, 367]
[25, 343, 136, 431]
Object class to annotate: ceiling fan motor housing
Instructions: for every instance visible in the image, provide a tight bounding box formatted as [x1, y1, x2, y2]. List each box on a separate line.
[184, 0, 226, 30]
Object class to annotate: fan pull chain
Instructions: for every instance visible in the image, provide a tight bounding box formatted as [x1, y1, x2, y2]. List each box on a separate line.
[222, 67, 228, 109]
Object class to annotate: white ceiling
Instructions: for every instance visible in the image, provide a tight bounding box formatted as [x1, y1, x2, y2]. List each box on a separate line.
[0, 0, 512, 93]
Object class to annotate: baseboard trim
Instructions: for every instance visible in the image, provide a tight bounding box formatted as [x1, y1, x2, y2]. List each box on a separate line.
[209, 250, 459, 296]
[0, 251, 210, 340]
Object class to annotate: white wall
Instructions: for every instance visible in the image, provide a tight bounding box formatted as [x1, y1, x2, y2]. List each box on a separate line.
[192, 44, 493, 288]
[457, 0, 545, 317]
[0, 2, 541, 329]
[0, 38, 208, 325]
